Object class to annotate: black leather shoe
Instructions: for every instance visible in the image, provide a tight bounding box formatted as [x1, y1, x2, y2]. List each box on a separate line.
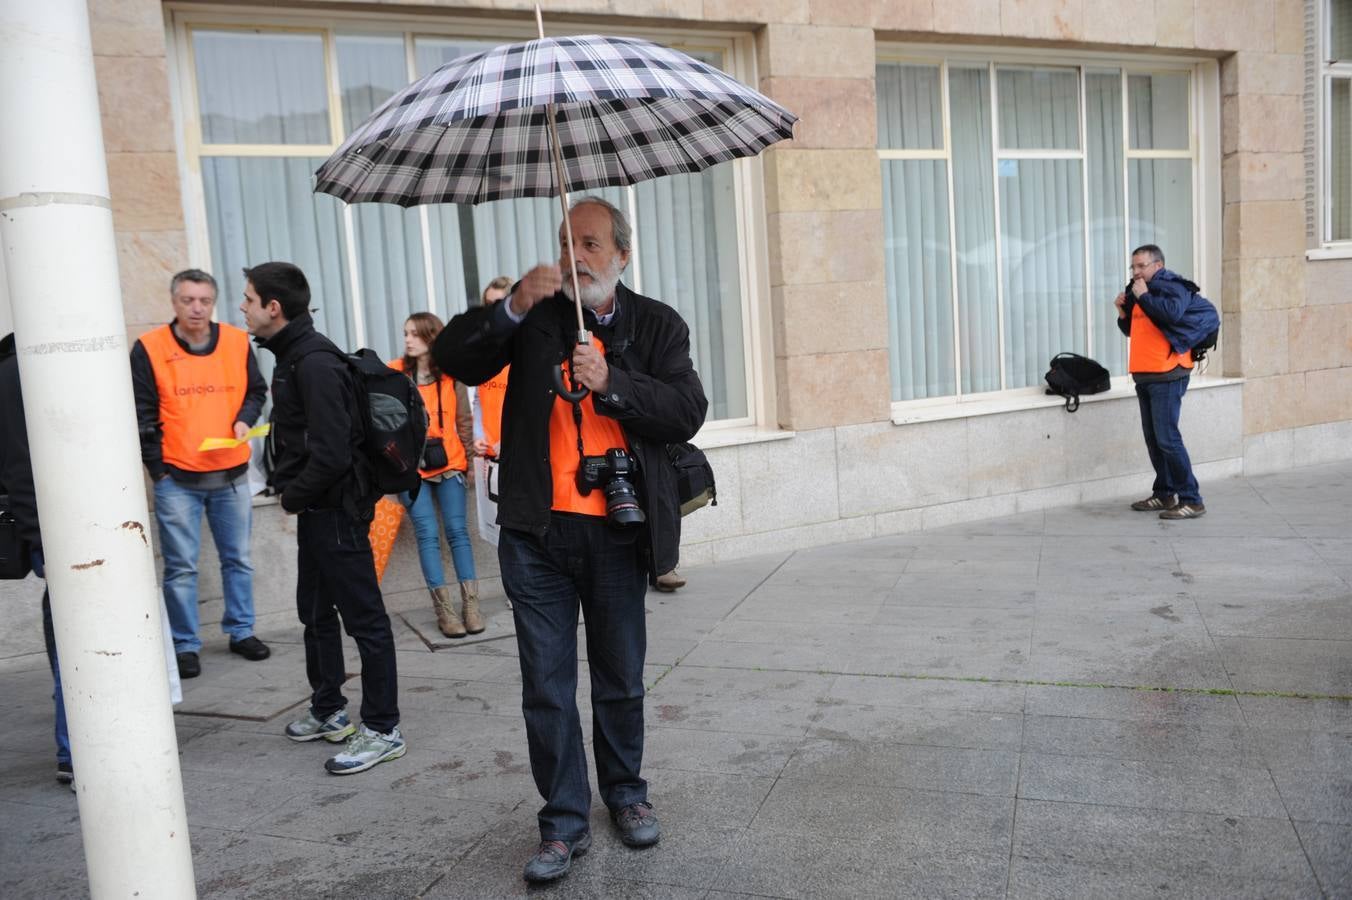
[229, 636, 271, 661]
[176, 651, 201, 679]
[613, 801, 660, 847]
[522, 833, 591, 883]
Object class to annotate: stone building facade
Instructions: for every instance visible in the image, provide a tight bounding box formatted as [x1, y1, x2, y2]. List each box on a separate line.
[86, 0, 1349, 573]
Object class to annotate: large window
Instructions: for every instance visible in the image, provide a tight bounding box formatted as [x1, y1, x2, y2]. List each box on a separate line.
[877, 56, 1198, 402]
[1326, 0, 1352, 244]
[177, 19, 756, 425]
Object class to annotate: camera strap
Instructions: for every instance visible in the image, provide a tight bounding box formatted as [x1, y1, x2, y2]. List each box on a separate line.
[569, 367, 588, 473]
[429, 373, 444, 432]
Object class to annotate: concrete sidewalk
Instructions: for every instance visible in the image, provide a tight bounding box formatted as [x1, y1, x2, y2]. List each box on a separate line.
[3, 461, 1351, 898]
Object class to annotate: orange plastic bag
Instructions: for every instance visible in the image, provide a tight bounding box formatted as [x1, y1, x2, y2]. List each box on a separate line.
[369, 496, 405, 583]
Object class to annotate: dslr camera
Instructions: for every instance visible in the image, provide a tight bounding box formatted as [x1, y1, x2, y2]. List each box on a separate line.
[577, 448, 645, 529]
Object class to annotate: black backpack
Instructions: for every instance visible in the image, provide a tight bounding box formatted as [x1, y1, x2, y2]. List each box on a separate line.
[290, 347, 429, 498]
[1044, 352, 1111, 412]
[667, 442, 717, 516]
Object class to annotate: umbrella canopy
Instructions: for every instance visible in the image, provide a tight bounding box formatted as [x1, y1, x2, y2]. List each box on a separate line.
[313, 34, 797, 207]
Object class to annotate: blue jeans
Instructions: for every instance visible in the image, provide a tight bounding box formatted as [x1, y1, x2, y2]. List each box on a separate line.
[1136, 376, 1202, 505]
[401, 474, 476, 588]
[499, 515, 650, 841]
[154, 476, 256, 653]
[34, 551, 70, 765]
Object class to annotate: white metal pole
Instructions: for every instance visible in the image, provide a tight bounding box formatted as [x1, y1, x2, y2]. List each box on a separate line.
[0, 2, 197, 897]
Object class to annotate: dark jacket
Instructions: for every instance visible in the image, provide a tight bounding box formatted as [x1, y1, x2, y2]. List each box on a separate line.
[434, 282, 707, 578]
[256, 314, 373, 517]
[1116, 269, 1219, 354]
[0, 333, 40, 549]
[131, 321, 267, 482]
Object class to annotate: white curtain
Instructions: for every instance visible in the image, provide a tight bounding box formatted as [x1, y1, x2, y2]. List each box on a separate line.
[996, 68, 1084, 389]
[1332, 79, 1351, 241]
[635, 170, 747, 419]
[202, 157, 356, 351]
[878, 64, 954, 401]
[337, 35, 431, 357]
[1086, 69, 1127, 375]
[193, 31, 330, 144]
[949, 66, 999, 394]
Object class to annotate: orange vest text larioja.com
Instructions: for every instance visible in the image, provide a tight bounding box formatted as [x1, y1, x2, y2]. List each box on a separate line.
[139, 323, 253, 472]
[389, 358, 468, 478]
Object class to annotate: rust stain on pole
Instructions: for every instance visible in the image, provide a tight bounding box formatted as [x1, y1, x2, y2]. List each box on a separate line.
[120, 520, 148, 545]
[71, 558, 104, 570]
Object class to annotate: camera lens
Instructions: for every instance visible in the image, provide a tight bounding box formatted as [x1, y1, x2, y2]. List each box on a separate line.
[604, 476, 646, 528]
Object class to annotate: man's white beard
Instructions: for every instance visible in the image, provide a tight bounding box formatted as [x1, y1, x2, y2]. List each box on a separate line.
[562, 258, 623, 311]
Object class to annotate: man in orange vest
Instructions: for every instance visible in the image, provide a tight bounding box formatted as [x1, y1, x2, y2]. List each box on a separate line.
[436, 198, 707, 883]
[132, 269, 270, 679]
[1115, 244, 1205, 519]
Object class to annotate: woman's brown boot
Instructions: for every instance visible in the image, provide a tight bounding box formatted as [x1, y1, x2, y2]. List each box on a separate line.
[432, 586, 466, 638]
[460, 580, 485, 634]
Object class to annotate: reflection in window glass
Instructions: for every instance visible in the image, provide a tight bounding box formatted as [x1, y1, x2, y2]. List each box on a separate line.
[1086, 69, 1127, 376]
[1129, 72, 1190, 150]
[636, 172, 746, 418]
[337, 34, 407, 133]
[997, 68, 1080, 150]
[876, 64, 943, 150]
[1000, 159, 1086, 389]
[882, 160, 955, 400]
[202, 157, 356, 350]
[949, 66, 1000, 394]
[193, 31, 330, 144]
[1332, 0, 1352, 61]
[1129, 159, 1193, 277]
[1332, 78, 1352, 241]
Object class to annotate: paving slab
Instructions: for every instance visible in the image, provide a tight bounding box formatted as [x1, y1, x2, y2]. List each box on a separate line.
[5, 460, 1352, 896]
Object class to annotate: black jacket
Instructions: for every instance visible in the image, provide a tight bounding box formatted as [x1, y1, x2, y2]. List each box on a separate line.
[0, 333, 40, 549]
[130, 322, 267, 482]
[434, 282, 708, 578]
[256, 314, 373, 516]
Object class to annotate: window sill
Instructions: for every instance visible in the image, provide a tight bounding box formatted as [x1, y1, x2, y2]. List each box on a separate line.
[694, 424, 795, 450]
[1306, 245, 1352, 261]
[890, 374, 1244, 426]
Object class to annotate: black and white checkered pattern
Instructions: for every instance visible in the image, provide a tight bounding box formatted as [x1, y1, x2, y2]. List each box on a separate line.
[313, 34, 797, 205]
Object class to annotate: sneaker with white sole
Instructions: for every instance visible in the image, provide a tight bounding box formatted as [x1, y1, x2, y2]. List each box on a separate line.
[324, 725, 406, 775]
[285, 708, 356, 743]
[1160, 503, 1206, 520]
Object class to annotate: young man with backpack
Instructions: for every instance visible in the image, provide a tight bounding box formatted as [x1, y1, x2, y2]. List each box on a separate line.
[1115, 244, 1207, 520]
[240, 261, 406, 774]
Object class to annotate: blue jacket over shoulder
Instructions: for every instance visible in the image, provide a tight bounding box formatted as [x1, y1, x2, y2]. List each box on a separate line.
[1116, 268, 1220, 355]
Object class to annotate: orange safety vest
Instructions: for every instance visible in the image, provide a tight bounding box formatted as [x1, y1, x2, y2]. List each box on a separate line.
[477, 364, 510, 455]
[549, 335, 629, 517]
[389, 358, 467, 478]
[140, 323, 253, 473]
[1129, 303, 1194, 374]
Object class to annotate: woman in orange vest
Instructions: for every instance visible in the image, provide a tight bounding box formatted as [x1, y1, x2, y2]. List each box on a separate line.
[391, 313, 479, 638]
[472, 276, 512, 460]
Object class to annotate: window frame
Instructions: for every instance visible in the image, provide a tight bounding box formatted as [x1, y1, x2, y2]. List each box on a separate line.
[164, 4, 775, 437]
[1320, 0, 1352, 251]
[876, 43, 1219, 415]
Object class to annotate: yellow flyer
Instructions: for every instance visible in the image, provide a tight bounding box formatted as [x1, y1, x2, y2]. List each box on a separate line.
[198, 423, 270, 451]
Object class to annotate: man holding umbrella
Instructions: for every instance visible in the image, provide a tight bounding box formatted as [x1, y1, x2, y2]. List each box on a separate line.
[436, 196, 707, 882]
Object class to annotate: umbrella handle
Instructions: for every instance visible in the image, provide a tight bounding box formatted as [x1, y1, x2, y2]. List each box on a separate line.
[552, 330, 591, 403]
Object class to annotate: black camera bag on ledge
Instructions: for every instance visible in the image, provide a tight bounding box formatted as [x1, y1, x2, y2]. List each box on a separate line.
[667, 442, 717, 517]
[1044, 352, 1111, 413]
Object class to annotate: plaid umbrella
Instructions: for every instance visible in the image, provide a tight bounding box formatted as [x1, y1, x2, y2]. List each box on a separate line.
[313, 34, 797, 207]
